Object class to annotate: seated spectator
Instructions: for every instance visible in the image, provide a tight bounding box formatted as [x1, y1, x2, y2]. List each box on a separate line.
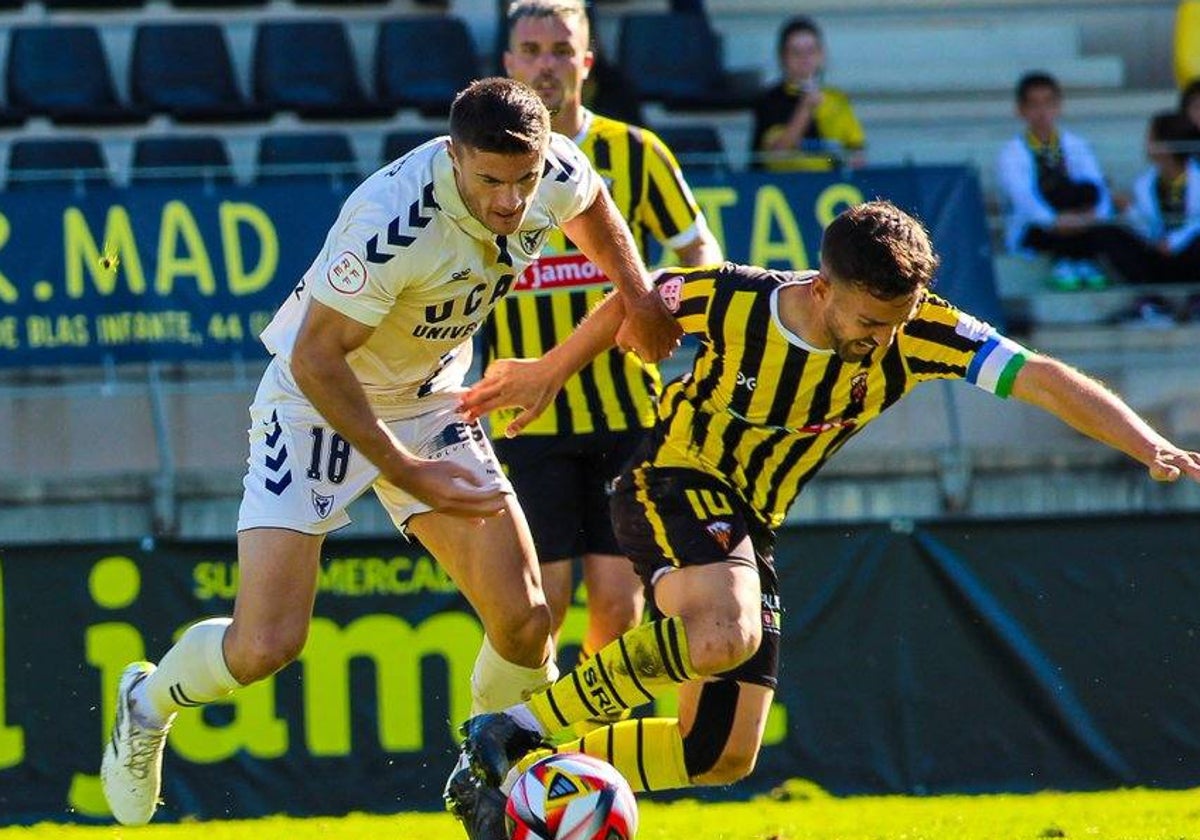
[1124, 111, 1200, 281]
[750, 16, 864, 172]
[996, 71, 1124, 289]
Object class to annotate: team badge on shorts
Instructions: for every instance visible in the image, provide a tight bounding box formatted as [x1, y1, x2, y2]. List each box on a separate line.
[705, 520, 732, 552]
[312, 490, 334, 519]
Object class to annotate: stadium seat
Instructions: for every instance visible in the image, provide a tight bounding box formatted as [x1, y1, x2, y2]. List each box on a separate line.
[256, 131, 359, 186]
[131, 24, 270, 123]
[375, 17, 479, 116]
[617, 13, 760, 111]
[169, 0, 266, 6]
[252, 20, 391, 120]
[7, 26, 149, 125]
[7, 138, 110, 191]
[381, 130, 444, 164]
[43, 0, 143, 8]
[131, 136, 234, 186]
[651, 125, 729, 176]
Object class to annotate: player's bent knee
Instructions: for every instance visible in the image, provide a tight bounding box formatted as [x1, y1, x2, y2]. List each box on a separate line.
[486, 602, 552, 662]
[688, 617, 762, 675]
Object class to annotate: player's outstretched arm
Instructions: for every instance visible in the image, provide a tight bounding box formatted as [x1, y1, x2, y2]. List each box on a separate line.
[460, 291, 626, 436]
[291, 300, 507, 519]
[561, 186, 682, 362]
[1010, 353, 1200, 483]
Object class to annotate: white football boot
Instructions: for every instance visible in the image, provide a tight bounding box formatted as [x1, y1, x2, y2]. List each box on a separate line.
[100, 661, 174, 825]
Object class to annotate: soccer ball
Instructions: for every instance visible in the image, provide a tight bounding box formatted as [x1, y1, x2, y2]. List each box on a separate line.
[505, 752, 638, 840]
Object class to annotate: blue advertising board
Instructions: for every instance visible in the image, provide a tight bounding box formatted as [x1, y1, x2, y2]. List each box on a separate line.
[0, 166, 999, 367]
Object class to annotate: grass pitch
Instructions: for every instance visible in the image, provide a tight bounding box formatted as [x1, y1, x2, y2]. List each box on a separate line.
[2, 785, 1198, 839]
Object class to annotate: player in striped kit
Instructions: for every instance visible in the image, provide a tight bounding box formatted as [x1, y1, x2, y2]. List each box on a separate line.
[455, 200, 1200, 813]
[493, 0, 721, 703]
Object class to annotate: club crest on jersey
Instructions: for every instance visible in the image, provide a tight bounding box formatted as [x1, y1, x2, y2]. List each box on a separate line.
[658, 274, 685, 313]
[519, 227, 548, 254]
[311, 489, 334, 519]
[326, 251, 367, 295]
[705, 520, 733, 551]
[850, 371, 868, 406]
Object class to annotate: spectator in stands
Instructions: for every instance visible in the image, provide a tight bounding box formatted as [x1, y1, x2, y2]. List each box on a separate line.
[751, 16, 865, 172]
[996, 71, 1129, 290]
[1116, 110, 1200, 321]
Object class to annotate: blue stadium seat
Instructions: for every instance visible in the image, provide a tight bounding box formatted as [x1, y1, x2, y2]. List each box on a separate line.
[381, 130, 444, 164]
[131, 136, 234, 186]
[617, 13, 759, 111]
[252, 20, 391, 120]
[375, 17, 478, 116]
[7, 26, 148, 124]
[131, 24, 270, 123]
[170, 0, 266, 6]
[650, 125, 729, 176]
[44, 0, 142, 8]
[256, 131, 358, 186]
[7, 138, 110, 191]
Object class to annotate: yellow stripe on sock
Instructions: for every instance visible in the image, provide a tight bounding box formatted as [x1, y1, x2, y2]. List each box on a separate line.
[527, 617, 698, 735]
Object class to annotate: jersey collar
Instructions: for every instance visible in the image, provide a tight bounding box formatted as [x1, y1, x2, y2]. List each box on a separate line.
[771, 272, 833, 354]
[431, 144, 497, 241]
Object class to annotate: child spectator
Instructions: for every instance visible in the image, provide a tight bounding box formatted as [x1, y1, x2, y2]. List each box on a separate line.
[996, 71, 1116, 289]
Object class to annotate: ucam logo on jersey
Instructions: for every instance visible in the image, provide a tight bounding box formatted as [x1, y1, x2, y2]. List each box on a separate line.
[327, 251, 367, 295]
[514, 253, 610, 294]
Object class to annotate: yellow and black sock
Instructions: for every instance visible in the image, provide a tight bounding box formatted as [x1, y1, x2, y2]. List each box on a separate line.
[516, 718, 690, 793]
[528, 616, 698, 733]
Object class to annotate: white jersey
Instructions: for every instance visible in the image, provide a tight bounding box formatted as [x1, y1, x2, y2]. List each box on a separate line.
[260, 134, 601, 417]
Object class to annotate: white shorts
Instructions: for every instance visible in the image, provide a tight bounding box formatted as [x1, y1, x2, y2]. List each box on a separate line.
[237, 365, 512, 535]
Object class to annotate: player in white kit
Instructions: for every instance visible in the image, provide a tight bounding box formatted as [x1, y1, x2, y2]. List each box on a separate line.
[100, 78, 681, 828]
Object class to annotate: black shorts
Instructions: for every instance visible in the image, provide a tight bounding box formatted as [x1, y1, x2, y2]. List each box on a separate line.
[494, 429, 645, 563]
[609, 463, 781, 689]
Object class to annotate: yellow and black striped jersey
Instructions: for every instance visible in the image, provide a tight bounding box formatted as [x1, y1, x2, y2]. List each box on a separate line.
[648, 263, 1030, 529]
[482, 109, 709, 436]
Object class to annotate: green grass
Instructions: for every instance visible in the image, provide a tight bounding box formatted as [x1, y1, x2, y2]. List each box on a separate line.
[3, 785, 1199, 839]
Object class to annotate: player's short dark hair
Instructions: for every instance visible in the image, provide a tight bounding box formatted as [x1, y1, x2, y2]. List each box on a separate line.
[820, 200, 939, 299]
[777, 15, 822, 56]
[1149, 109, 1194, 164]
[1015, 71, 1061, 103]
[507, 0, 589, 44]
[450, 77, 551, 155]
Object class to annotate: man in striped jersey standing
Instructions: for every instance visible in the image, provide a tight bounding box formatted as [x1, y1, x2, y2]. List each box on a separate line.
[495, 0, 722, 689]
[456, 200, 1200, 804]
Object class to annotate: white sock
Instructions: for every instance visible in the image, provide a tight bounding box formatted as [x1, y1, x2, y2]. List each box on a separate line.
[506, 703, 545, 736]
[134, 617, 241, 727]
[470, 635, 558, 716]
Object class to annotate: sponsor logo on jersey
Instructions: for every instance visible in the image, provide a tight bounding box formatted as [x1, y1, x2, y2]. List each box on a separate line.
[658, 274, 685, 312]
[326, 251, 367, 295]
[514, 253, 610, 294]
[311, 490, 334, 519]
